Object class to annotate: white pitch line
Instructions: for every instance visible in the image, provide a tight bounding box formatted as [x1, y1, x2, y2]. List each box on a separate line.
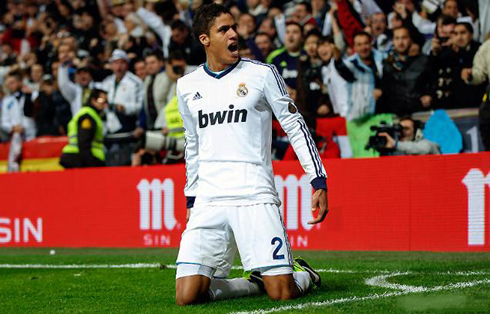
[365, 272, 427, 292]
[0, 263, 162, 269]
[231, 278, 490, 314]
[0, 264, 489, 276]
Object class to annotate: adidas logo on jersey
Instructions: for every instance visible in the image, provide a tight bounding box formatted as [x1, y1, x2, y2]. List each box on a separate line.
[198, 105, 248, 128]
[193, 92, 202, 100]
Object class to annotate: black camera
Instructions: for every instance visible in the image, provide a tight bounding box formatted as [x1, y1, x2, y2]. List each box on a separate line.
[172, 66, 184, 75]
[365, 122, 403, 153]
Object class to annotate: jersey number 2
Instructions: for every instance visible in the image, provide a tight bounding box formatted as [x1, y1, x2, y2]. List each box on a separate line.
[271, 237, 285, 260]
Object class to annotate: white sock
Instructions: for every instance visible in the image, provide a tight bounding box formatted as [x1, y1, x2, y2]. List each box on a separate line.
[208, 278, 261, 301]
[293, 271, 311, 295]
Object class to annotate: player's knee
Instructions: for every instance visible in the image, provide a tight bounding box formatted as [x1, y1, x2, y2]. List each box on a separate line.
[175, 291, 199, 306]
[175, 275, 211, 306]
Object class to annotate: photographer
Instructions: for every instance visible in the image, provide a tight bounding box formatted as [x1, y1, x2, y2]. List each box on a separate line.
[378, 117, 440, 155]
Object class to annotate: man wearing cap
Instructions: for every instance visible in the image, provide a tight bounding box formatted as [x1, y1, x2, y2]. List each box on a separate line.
[58, 48, 95, 116]
[100, 48, 144, 165]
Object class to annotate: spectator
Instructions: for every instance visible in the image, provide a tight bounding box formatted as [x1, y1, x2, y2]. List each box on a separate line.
[101, 48, 143, 166]
[168, 19, 206, 66]
[378, 117, 441, 155]
[378, 26, 433, 116]
[33, 75, 71, 136]
[292, 1, 318, 26]
[237, 12, 257, 40]
[334, 31, 385, 120]
[136, 51, 167, 133]
[369, 12, 393, 53]
[461, 39, 490, 151]
[132, 58, 147, 80]
[431, 22, 485, 109]
[296, 29, 326, 126]
[442, 0, 459, 19]
[267, 22, 305, 90]
[24, 63, 44, 93]
[318, 36, 349, 118]
[1, 71, 36, 141]
[254, 32, 275, 62]
[58, 49, 95, 116]
[59, 89, 108, 168]
[423, 15, 456, 55]
[258, 17, 282, 49]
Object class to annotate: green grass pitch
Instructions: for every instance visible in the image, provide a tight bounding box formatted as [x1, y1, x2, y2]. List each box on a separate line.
[1, 249, 489, 313]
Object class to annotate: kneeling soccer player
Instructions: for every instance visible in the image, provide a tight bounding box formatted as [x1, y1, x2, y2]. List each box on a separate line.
[175, 4, 329, 305]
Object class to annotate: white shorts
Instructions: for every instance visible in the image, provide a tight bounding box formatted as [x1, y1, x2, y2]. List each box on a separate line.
[176, 203, 293, 278]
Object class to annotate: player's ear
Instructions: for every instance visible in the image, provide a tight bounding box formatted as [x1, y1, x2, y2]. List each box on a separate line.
[199, 34, 210, 47]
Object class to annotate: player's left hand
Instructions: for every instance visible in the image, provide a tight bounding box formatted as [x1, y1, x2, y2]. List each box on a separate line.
[308, 189, 328, 225]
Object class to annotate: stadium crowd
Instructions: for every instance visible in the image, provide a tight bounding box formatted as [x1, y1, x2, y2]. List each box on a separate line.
[0, 0, 489, 169]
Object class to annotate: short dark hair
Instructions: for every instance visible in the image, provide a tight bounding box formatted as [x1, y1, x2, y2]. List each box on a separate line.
[192, 4, 232, 42]
[168, 50, 186, 64]
[305, 29, 322, 41]
[318, 35, 334, 45]
[438, 14, 457, 26]
[352, 31, 371, 43]
[171, 19, 188, 32]
[255, 32, 272, 41]
[286, 21, 303, 36]
[297, 1, 312, 13]
[392, 26, 411, 38]
[145, 51, 164, 62]
[455, 22, 474, 34]
[7, 71, 23, 82]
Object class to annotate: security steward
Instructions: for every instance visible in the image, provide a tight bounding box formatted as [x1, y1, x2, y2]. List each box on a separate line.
[59, 89, 107, 168]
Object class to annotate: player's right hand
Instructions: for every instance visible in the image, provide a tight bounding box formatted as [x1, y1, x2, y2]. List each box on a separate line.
[308, 189, 328, 225]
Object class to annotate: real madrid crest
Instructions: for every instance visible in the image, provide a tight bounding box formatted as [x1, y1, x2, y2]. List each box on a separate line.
[237, 82, 248, 97]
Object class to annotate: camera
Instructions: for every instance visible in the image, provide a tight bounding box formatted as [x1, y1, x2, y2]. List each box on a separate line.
[365, 122, 403, 153]
[172, 66, 184, 75]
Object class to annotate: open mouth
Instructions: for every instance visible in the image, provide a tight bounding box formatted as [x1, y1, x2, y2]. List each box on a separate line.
[228, 42, 238, 52]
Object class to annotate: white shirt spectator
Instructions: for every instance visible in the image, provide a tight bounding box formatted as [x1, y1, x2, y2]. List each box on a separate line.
[1, 91, 37, 140]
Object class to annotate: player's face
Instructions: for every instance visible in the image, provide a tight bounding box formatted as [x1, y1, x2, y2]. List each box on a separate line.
[205, 13, 239, 66]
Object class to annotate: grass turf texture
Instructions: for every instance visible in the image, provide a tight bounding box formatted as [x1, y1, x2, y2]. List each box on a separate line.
[1, 249, 489, 313]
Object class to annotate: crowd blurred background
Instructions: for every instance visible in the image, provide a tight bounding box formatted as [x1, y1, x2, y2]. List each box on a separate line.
[0, 0, 489, 170]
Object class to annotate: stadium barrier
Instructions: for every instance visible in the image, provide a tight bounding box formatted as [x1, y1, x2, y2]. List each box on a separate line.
[0, 152, 489, 251]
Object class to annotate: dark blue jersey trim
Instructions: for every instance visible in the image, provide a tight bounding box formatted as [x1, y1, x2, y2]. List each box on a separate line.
[311, 177, 327, 191]
[203, 58, 241, 79]
[299, 119, 326, 179]
[186, 196, 196, 209]
[241, 58, 287, 96]
[298, 120, 321, 178]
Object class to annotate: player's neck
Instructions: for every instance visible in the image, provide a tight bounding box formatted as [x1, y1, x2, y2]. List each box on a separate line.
[205, 57, 236, 72]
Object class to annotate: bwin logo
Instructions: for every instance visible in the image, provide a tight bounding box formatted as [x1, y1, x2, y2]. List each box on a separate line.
[198, 105, 247, 128]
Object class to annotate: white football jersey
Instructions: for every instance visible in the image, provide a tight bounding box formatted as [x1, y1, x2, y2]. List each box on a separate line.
[177, 58, 327, 207]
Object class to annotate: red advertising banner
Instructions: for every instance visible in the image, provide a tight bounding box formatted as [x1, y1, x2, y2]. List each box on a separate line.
[0, 153, 489, 251]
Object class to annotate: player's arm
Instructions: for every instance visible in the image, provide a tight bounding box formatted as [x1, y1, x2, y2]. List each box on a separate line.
[264, 66, 328, 224]
[177, 82, 199, 212]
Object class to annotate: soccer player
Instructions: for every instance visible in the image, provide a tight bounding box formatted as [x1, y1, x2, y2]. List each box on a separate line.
[175, 4, 328, 305]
